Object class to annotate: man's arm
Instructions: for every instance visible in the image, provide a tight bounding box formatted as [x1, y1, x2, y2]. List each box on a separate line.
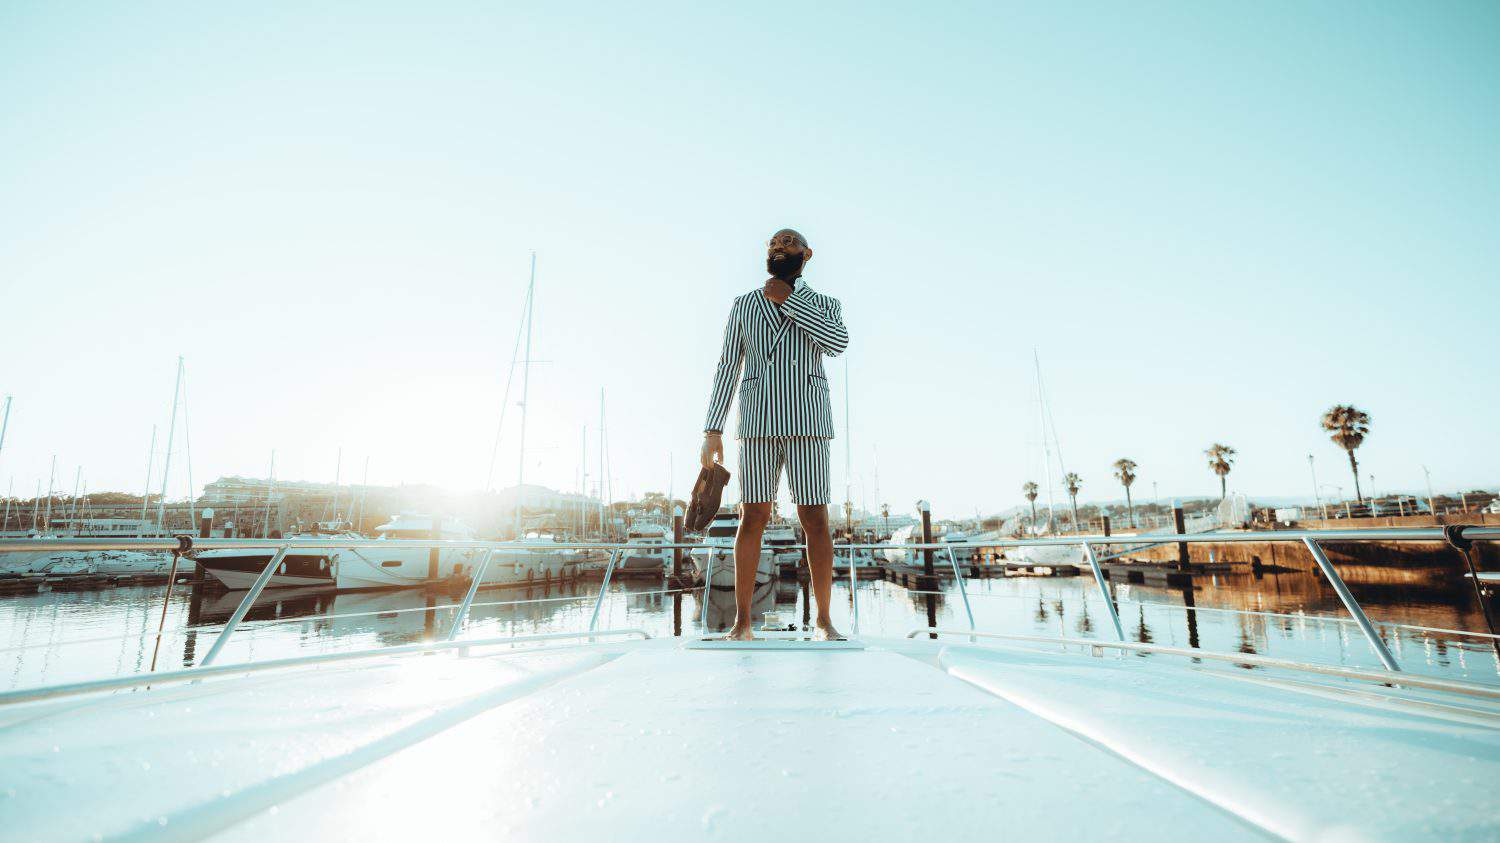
[702, 299, 744, 436]
[781, 287, 848, 357]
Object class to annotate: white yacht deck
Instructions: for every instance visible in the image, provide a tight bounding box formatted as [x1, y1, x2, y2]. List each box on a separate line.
[4, 635, 1497, 842]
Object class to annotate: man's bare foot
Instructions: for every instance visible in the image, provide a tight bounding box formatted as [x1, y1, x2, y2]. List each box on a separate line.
[811, 619, 845, 641]
[725, 623, 757, 641]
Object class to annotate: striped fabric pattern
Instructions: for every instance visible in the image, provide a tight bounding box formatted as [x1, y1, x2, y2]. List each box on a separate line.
[702, 279, 849, 439]
[739, 437, 832, 505]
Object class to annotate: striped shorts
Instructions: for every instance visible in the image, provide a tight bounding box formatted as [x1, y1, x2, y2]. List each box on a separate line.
[738, 437, 831, 506]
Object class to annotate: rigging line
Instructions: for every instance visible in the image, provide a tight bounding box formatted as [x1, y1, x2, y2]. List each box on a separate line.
[1041, 367, 1067, 479]
[485, 279, 533, 492]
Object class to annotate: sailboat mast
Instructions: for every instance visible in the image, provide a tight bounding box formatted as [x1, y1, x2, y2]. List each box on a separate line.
[140, 426, 156, 526]
[44, 455, 55, 532]
[329, 447, 342, 525]
[1033, 350, 1058, 534]
[596, 395, 603, 531]
[0, 396, 9, 532]
[513, 252, 536, 538]
[157, 356, 184, 528]
[486, 271, 532, 492]
[355, 456, 370, 533]
[0, 395, 11, 475]
[68, 466, 81, 533]
[843, 356, 852, 534]
[180, 364, 195, 533]
[260, 450, 276, 538]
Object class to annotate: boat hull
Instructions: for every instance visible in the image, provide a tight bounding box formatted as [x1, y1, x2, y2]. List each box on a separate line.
[197, 551, 335, 589]
[690, 545, 774, 589]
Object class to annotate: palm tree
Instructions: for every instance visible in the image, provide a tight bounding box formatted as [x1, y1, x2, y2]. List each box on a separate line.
[1204, 443, 1236, 500]
[1063, 472, 1083, 532]
[1321, 405, 1371, 502]
[1112, 459, 1137, 527]
[1022, 481, 1039, 531]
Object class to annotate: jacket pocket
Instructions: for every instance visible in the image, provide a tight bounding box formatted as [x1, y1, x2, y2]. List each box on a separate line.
[807, 374, 828, 390]
[740, 377, 759, 392]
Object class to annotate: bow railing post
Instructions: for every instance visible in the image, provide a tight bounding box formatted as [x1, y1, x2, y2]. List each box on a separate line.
[1302, 537, 1400, 671]
[200, 544, 290, 667]
[446, 549, 494, 642]
[700, 548, 715, 630]
[1082, 541, 1125, 641]
[944, 546, 976, 640]
[849, 545, 860, 637]
[587, 549, 621, 641]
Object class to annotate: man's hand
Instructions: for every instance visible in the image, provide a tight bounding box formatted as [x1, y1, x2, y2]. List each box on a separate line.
[763, 278, 793, 304]
[700, 432, 724, 469]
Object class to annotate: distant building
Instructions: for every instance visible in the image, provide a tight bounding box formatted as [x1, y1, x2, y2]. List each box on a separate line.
[493, 484, 596, 513]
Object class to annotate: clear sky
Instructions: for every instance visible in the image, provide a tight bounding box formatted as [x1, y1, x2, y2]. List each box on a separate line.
[1, 2, 1496, 520]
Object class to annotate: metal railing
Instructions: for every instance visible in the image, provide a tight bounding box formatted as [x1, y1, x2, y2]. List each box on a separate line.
[0, 629, 653, 707]
[2, 525, 1496, 691]
[905, 628, 1500, 701]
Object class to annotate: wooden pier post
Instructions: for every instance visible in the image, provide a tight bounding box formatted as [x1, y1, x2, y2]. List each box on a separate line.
[918, 500, 934, 578]
[1174, 506, 1189, 570]
[672, 508, 684, 579]
[427, 513, 442, 581]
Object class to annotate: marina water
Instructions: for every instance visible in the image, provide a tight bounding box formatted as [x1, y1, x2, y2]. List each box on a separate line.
[3, 560, 1495, 692]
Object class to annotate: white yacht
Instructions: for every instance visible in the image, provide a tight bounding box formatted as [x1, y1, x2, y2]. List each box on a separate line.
[486, 532, 584, 585]
[688, 508, 773, 589]
[334, 514, 484, 591]
[618, 516, 671, 575]
[763, 521, 802, 566]
[880, 523, 929, 565]
[196, 523, 353, 589]
[833, 538, 876, 567]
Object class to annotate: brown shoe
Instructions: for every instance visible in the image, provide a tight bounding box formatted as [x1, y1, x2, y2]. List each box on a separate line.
[685, 464, 731, 532]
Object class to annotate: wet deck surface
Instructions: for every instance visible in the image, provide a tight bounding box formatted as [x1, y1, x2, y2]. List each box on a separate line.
[217, 641, 1255, 842]
[2, 637, 1497, 842]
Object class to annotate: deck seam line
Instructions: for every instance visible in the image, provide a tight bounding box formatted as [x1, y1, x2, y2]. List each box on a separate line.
[940, 653, 1293, 842]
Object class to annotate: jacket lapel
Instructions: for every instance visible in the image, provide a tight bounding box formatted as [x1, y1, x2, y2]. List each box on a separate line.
[753, 288, 780, 334]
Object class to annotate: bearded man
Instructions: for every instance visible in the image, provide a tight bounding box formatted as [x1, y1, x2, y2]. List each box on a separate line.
[699, 228, 850, 640]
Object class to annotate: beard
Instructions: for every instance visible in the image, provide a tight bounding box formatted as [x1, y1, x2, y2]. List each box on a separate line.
[766, 252, 805, 281]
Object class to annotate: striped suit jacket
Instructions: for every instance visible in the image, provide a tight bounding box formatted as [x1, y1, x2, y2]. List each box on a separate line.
[702, 279, 849, 439]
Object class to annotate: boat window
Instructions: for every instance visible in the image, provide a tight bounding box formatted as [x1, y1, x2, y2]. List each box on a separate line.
[381, 560, 403, 568]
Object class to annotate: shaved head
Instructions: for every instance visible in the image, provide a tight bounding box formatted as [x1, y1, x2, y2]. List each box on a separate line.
[769, 228, 808, 249]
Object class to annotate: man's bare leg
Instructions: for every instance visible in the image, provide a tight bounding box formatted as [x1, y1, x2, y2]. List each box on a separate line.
[727, 503, 772, 640]
[797, 504, 843, 639]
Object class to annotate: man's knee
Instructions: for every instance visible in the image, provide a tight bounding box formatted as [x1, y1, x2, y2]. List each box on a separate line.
[739, 503, 773, 529]
[797, 504, 830, 533]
